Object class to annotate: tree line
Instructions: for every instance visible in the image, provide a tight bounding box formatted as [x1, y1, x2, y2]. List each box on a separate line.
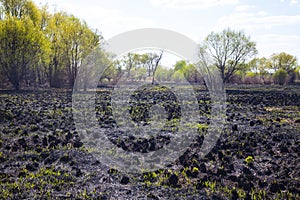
[0, 0, 100, 90]
[0, 0, 299, 90]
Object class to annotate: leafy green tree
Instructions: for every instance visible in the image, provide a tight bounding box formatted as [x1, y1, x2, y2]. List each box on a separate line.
[0, 16, 47, 90]
[77, 47, 113, 91]
[46, 12, 68, 87]
[122, 51, 164, 84]
[142, 52, 163, 80]
[172, 70, 185, 82]
[30, 5, 52, 86]
[201, 28, 257, 83]
[235, 63, 250, 77]
[257, 57, 269, 76]
[174, 60, 186, 71]
[269, 52, 297, 72]
[247, 58, 260, 74]
[273, 69, 288, 85]
[172, 60, 186, 82]
[173, 60, 204, 83]
[185, 63, 205, 83]
[269, 52, 298, 84]
[62, 16, 99, 87]
[268, 52, 298, 84]
[46, 12, 100, 88]
[100, 54, 117, 83]
[120, 52, 140, 80]
[0, 0, 102, 89]
[138, 53, 149, 74]
[155, 66, 173, 81]
[0, 0, 40, 22]
[112, 59, 123, 81]
[130, 66, 147, 81]
[243, 57, 272, 83]
[0, 0, 51, 89]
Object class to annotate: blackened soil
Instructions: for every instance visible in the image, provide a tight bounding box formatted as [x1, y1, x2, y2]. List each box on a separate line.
[0, 85, 299, 199]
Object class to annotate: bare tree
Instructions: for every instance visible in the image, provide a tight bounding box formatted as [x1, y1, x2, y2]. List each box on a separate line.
[152, 50, 163, 84]
[121, 52, 140, 80]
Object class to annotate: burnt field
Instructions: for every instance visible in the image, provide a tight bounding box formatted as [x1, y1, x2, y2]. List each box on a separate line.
[0, 85, 299, 199]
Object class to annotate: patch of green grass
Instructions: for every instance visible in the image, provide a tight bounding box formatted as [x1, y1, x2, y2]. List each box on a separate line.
[186, 122, 208, 132]
[245, 155, 254, 164]
[0, 167, 75, 199]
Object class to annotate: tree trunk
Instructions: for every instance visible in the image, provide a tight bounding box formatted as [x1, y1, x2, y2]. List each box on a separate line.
[13, 81, 20, 90]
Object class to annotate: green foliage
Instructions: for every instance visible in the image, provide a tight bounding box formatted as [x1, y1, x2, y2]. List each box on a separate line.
[172, 70, 185, 82]
[246, 57, 269, 77]
[0, 167, 75, 199]
[0, 0, 40, 21]
[1, 2, 298, 89]
[0, 15, 47, 89]
[240, 54, 299, 85]
[202, 28, 257, 83]
[245, 156, 254, 164]
[76, 47, 112, 90]
[172, 60, 204, 83]
[47, 12, 100, 88]
[269, 52, 297, 72]
[246, 71, 256, 77]
[235, 63, 250, 78]
[0, 0, 101, 89]
[273, 69, 288, 85]
[174, 60, 187, 71]
[192, 167, 199, 173]
[154, 66, 173, 81]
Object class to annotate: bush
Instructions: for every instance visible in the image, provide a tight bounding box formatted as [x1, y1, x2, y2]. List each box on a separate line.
[228, 74, 243, 84]
[286, 70, 297, 84]
[172, 70, 185, 82]
[243, 72, 262, 84]
[245, 71, 256, 77]
[243, 76, 262, 84]
[273, 69, 288, 85]
[261, 76, 273, 85]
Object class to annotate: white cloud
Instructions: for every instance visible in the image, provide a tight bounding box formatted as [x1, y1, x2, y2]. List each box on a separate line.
[255, 34, 300, 57]
[290, 0, 300, 5]
[85, 7, 155, 38]
[213, 12, 300, 32]
[149, 0, 239, 9]
[45, 3, 155, 38]
[280, 0, 300, 5]
[235, 5, 255, 12]
[210, 12, 300, 57]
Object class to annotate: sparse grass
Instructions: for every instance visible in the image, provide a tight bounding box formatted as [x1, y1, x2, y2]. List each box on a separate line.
[0, 167, 76, 199]
[245, 155, 254, 164]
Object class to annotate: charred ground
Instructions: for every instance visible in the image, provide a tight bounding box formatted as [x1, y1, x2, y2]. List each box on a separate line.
[0, 85, 299, 199]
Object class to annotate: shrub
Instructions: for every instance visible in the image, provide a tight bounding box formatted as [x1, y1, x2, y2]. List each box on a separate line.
[286, 70, 297, 84]
[228, 74, 243, 84]
[261, 75, 273, 85]
[171, 70, 185, 82]
[273, 69, 288, 85]
[245, 71, 256, 77]
[243, 72, 262, 84]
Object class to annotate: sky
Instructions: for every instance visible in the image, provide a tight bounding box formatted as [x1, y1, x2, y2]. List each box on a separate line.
[33, 0, 300, 65]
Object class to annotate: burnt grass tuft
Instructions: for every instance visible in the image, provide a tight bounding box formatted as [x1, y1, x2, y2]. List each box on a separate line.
[0, 85, 299, 199]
